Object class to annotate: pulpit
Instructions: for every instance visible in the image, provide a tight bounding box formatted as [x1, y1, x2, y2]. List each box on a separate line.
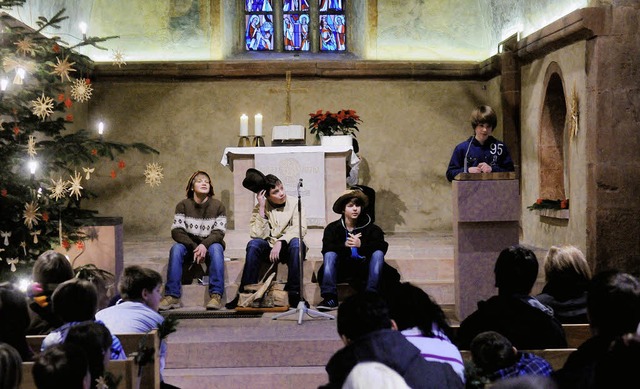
[452, 172, 520, 321]
[221, 146, 358, 230]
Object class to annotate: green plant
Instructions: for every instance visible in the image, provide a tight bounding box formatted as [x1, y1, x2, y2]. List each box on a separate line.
[308, 109, 361, 140]
[527, 198, 569, 210]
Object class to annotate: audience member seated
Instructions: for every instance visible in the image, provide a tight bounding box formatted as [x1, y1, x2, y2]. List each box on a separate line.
[65, 321, 114, 389]
[41, 278, 126, 360]
[553, 270, 640, 389]
[386, 282, 465, 382]
[0, 282, 34, 361]
[317, 189, 390, 312]
[95, 266, 168, 380]
[26, 250, 74, 335]
[456, 245, 567, 350]
[32, 343, 91, 389]
[342, 361, 410, 389]
[74, 264, 117, 311]
[468, 331, 553, 387]
[0, 342, 23, 389]
[535, 245, 592, 324]
[490, 375, 558, 389]
[593, 331, 640, 388]
[319, 291, 463, 389]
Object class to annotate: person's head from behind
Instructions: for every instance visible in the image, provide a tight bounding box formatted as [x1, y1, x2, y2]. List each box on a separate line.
[265, 174, 286, 205]
[32, 250, 73, 288]
[74, 265, 116, 311]
[337, 291, 394, 344]
[0, 283, 31, 360]
[543, 245, 592, 289]
[33, 343, 90, 389]
[387, 282, 450, 338]
[595, 332, 640, 388]
[587, 270, 640, 337]
[65, 321, 113, 387]
[185, 170, 214, 199]
[494, 245, 539, 296]
[342, 361, 410, 389]
[470, 331, 517, 375]
[118, 266, 163, 311]
[0, 343, 22, 389]
[52, 278, 98, 323]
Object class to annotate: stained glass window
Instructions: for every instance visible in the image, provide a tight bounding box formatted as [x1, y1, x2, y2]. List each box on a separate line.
[245, 0, 274, 51]
[319, 1, 345, 51]
[283, 0, 310, 51]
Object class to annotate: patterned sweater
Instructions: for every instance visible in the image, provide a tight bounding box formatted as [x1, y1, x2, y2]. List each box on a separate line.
[171, 197, 227, 250]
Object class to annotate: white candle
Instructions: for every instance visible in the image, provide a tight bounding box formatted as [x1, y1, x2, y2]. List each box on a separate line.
[240, 114, 249, 136]
[254, 113, 263, 136]
[98, 121, 104, 135]
[79, 22, 88, 35]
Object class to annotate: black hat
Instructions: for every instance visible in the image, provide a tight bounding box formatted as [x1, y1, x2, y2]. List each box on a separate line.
[332, 188, 369, 214]
[242, 168, 267, 193]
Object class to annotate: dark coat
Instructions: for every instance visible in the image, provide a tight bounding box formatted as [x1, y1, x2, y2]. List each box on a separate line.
[455, 295, 567, 350]
[552, 335, 614, 389]
[320, 329, 463, 389]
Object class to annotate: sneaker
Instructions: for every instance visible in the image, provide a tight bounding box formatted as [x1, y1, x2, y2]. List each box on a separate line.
[159, 295, 182, 311]
[206, 293, 222, 310]
[317, 298, 339, 311]
[225, 294, 239, 310]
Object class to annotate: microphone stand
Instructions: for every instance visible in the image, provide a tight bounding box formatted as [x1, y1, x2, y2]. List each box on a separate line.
[272, 178, 335, 324]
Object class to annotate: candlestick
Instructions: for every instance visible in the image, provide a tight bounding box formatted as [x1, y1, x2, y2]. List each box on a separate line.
[240, 114, 249, 136]
[254, 113, 263, 136]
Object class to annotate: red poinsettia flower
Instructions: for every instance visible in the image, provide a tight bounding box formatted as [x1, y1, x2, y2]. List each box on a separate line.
[536, 198, 543, 205]
[0, 188, 7, 197]
[91, 149, 98, 156]
[41, 212, 49, 222]
[58, 94, 65, 102]
[62, 240, 71, 250]
[75, 241, 85, 250]
[13, 126, 19, 135]
[66, 114, 74, 122]
[64, 98, 72, 108]
[560, 199, 569, 209]
[52, 43, 60, 53]
[118, 160, 126, 169]
[110, 170, 117, 178]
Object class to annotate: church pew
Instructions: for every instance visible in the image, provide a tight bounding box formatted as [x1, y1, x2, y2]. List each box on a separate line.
[459, 348, 576, 371]
[26, 330, 160, 389]
[449, 323, 591, 349]
[20, 357, 136, 389]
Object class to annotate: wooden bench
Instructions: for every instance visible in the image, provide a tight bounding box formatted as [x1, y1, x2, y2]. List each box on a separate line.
[449, 323, 591, 349]
[26, 329, 160, 389]
[460, 348, 576, 371]
[20, 357, 136, 389]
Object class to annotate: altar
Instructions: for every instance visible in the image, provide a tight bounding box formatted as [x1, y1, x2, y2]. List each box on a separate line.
[221, 145, 357, 230]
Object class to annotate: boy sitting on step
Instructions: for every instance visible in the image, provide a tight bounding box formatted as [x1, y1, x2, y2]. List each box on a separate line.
[160, 170, 227, 311]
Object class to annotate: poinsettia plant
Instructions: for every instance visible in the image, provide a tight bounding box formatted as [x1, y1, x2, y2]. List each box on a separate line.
[308, 109, 362, 140]
[527, 198, 569, 210]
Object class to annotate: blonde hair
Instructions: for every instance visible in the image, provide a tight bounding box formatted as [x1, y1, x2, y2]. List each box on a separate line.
[544, 245, 592, 282]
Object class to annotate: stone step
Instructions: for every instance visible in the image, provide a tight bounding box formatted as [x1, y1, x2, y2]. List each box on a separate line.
[162, 366, 326, 389]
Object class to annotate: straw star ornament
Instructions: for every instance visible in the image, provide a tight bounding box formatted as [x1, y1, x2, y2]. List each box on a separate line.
[48, 56, 76, 82]
[49, 177, 68, 201]
[31, 93, 55, 120]
[68, 171, 83, 200]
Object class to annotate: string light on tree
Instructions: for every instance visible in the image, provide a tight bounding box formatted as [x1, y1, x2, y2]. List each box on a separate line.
[98, 121, 104, 136]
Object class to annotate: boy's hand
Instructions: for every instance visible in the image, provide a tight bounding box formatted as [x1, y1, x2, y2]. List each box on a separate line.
[269, 240, 282, 263]
[193, 244, 207, 263]
[345, 233, 362, 248]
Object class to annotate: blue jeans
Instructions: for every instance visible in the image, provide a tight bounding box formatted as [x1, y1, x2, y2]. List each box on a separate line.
[241, 238, 303, 293]
[165, 242, 225, 297]
[320, 250, 385, 297]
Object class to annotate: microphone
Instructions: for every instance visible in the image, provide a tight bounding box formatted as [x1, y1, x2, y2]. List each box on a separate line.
[463, 136, 473, 173]
[298, 178, 303, 188]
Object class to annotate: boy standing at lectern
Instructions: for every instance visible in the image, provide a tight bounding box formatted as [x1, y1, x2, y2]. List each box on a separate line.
[446, 105, 515, 182]
[227, 169, 307, 309]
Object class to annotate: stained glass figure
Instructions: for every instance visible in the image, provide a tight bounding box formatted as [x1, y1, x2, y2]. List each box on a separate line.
[246, 14, 274, 51]
[319, 0, 343, 12]
[246, 0, 273, 12]
[283, 0, 310, 11]
[319, 15, 345, 51]
[284, 14, 310, 51]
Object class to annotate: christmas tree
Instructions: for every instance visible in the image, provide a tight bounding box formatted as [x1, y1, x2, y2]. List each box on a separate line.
[0, 1, 158, 282]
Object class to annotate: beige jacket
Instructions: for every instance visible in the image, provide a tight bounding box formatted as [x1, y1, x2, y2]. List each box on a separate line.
[249, 197, 307, 246]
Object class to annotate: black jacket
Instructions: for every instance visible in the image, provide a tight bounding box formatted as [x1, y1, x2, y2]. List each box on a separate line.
[320, 329, 463, 389]
[321, 215, 388, 258]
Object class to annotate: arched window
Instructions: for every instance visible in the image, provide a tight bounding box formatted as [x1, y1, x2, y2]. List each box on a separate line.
[245, 0, 347, 52]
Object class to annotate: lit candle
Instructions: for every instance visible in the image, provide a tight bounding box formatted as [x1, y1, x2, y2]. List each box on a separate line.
[240, 114, 249, 136]
[28, 160, 38, 175]
[98, 122, 104, 135]
[79, 22, 88, 35]
[0, 78, 7, 91]
[254, 113, 263, 136]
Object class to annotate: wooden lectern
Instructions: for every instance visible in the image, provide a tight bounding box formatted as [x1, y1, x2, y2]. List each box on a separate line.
[452, 172, 520, 321]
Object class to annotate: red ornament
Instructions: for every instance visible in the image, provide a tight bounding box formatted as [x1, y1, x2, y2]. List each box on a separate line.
[13, 126, 19, 135]
[1, 188, 7, 197]
[110, 170, 117, 179]
[118, 160, 126, 169]
[41, 212, 49, 222]
[57, 94, 65, 102]
[52, 43, 60, 53]
[85, 78, 91, 85]
[62, 240, 71, 250]
[75, 241, 85, 250]
[66, 114, 74, 122]
[91, 149, 98, 156]
[64, 98, 72, 108]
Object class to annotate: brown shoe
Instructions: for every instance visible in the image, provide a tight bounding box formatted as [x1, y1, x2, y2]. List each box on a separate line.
[206, 293, 222, 310]
[159, 295, 182, 311]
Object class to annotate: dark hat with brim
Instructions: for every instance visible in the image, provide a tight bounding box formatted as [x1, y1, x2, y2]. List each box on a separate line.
[332, 189, 369, 214]
[242, 168, 267, 193]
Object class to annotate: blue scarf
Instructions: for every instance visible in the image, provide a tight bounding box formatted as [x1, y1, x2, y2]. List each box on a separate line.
[346, 231, 365, 260]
